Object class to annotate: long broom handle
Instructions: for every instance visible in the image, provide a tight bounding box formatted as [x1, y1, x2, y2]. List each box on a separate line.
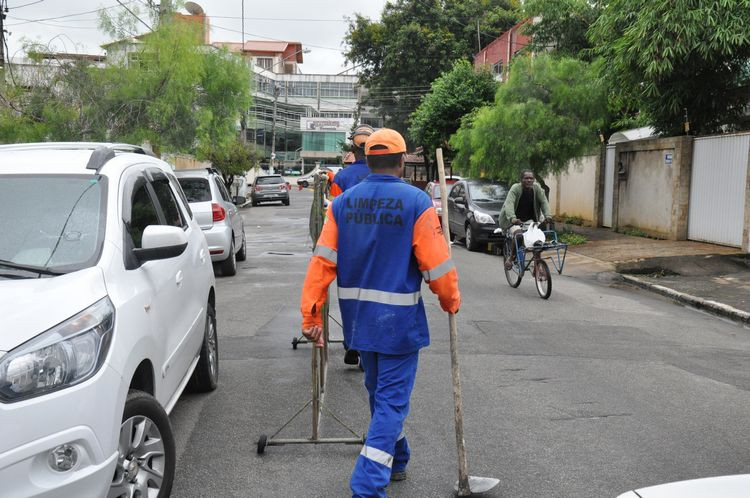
[436, 148, 471, 496]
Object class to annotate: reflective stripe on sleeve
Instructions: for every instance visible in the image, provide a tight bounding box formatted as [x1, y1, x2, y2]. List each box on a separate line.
[421, 259, 455, 282]
[312, 244, 337, 264]
[338, 287, 421, 306]
[360, 445, 393, 468]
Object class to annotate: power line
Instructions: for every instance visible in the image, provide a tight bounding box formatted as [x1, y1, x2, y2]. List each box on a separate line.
[5, 1, 135, 25]
[209, 23, 345, 53]
[9, 0, 46, 9]
[210, 15, 345, 22]
[115, 0, 152, 32]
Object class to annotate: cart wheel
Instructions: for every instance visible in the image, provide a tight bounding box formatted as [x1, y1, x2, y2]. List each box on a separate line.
[534, 259, 552, 299]
[292, 337, 298, 350]
[504, 251, 522, 288]
[257, 434, 268, 455]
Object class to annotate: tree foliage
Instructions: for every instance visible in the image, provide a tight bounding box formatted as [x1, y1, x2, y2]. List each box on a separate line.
[345, 0, 520, 134]
[450, 54, 607, 184]
[0, 17, 252, 158]
[522, 0, 602, 59]
[589, 0, 750, 135]
[409, 59, 496, 156]
[205, 138, 258, 189]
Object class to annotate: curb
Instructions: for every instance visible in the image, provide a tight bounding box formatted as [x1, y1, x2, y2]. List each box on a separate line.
[621, 274, 750, 325]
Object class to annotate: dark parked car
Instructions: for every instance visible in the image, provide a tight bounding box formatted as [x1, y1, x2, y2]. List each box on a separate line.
[251, 175, 290, 206]
[447, 179, 509, 251]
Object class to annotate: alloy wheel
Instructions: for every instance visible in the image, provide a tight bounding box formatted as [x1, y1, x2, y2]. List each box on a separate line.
[109, 416, 166, 498]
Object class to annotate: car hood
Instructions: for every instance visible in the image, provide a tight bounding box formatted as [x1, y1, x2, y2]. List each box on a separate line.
[618, 474, 750, 498]
[0, 267, 107, 352]
[471, 201, 503, 215]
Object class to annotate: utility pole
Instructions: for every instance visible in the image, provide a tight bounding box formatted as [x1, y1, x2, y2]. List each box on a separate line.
[1, 0, 7, 78]
[241, 0, 244, 46]
[476, 19, 482, 52]
[270, 84, 280, 173]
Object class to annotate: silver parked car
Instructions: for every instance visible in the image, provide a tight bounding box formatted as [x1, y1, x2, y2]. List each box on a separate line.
[251, 175, 290, 206]
[176, 169, 246, 276]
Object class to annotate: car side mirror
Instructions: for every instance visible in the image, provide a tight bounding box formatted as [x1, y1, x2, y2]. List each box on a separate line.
[133, 225, 188, 263]
[454, 196, 465, 205]
[233, 195, 245, 205]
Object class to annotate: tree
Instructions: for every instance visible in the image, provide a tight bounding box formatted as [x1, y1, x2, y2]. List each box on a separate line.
[409, 59, 496, 159]
[205, 138, 257, 189]
[521, 0, 603, 59]
[449, 54, 607, 186]
[0, 15, 252, 156]
[589, 0, 750, 135]
[345, 0, 520, 134]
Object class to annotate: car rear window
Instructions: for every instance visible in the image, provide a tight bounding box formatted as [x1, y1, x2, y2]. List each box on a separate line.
[257, 176, 283, 185]
[178, 178, 212, 202]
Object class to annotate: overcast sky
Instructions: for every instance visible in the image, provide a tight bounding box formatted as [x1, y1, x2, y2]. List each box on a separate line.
[4, 0, 388, 74]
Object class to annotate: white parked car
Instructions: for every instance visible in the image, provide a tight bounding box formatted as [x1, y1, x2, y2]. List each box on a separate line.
[0, 143, 218, 498]
[618, 474, 750, 497]
[175, 169, 246, 276]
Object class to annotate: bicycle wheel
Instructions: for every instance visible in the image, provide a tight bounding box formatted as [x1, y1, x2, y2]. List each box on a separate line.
[534, 259, 552, 299]
[504, 247, 522, 288]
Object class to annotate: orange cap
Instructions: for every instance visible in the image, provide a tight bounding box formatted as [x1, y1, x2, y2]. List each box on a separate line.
[365, 128, 407, 156]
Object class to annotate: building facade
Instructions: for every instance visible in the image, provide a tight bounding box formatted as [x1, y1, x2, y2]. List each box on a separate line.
[473, 20, 531, 81]
[213, 40, 382, 172]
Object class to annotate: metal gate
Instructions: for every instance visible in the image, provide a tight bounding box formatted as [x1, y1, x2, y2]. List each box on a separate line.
[688, 133, 750, 247]
[602, 146, 615, 227]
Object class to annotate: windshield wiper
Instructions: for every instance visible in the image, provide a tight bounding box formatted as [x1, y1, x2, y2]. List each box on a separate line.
[0, 259, 64, 276]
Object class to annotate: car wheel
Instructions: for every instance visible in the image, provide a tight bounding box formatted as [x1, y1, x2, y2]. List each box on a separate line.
[465, 224, 483, 252]
[251, 199, 258, 207]
[236, 232, 247, 262]
[283, 198, 290, 206]
[109, 390, 175, 498]
[220, 241, 237, 276]
[188, 302, 219, 392]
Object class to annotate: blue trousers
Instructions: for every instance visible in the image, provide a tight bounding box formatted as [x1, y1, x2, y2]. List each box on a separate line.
[351, 351, 419, 498]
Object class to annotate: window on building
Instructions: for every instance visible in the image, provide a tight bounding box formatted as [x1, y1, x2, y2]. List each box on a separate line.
[302, 131, 346, 152]
[255, 57, 274, 71]
[320, 82, 357, 98]
[288, 81, 318, 98]
[492, 61, 503, 76]
[361, 116, 383, 128]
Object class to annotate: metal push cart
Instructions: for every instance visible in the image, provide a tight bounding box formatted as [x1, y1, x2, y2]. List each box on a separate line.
[501, 224, 568, 299]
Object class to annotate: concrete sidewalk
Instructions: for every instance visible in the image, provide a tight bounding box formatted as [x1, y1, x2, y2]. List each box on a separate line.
[561, 224, 750, 324]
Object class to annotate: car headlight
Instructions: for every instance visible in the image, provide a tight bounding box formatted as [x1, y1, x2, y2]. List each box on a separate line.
[0, 297, 114, 403]
[473, 210, 495, 224]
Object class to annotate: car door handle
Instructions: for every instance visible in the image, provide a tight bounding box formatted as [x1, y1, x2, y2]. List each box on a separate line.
[176, 270, 183, 286]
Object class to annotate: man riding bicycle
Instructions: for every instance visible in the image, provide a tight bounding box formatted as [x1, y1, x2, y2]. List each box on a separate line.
[499, 170, 552, 270]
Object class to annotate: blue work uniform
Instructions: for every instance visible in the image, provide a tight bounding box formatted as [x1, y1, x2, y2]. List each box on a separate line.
[302, 174, 460, 497]
[331, 159, 370, 197]
[331, 176, 437, 497]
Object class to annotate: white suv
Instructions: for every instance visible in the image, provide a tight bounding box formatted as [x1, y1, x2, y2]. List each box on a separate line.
[0, 143, 218, 497]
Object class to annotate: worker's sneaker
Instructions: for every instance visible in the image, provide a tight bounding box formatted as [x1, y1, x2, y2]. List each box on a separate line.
[344, 348, 360, 365]
[390, 471, 407, 482]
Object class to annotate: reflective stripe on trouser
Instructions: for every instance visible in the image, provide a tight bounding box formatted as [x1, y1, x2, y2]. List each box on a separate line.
[351, 351, 418, 498]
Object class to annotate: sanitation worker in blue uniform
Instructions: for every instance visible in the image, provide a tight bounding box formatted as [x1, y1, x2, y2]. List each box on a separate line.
[330, 124, 374, 198]
[300, 128, 461, 497]
[329, 123, 374, 366]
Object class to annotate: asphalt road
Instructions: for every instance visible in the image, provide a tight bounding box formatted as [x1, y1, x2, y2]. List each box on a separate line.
[170, 187, 750, 498]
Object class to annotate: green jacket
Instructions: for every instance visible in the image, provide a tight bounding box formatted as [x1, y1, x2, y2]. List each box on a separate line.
[499, 182, 551, 229]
